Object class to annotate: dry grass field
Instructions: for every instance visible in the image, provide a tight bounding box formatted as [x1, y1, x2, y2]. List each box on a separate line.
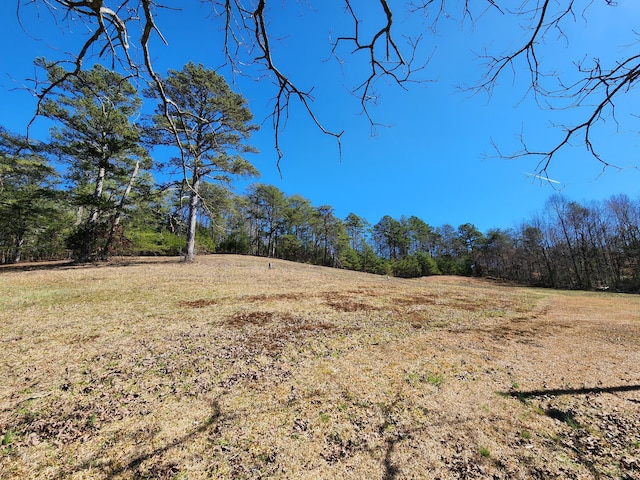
[1, 255, 639, 479]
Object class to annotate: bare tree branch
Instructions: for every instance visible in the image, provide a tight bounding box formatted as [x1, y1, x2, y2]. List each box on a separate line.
[441, 0, 638, 174]
[16, 0, 640, 176]
[331, 0, 428, 130]
[250, 0, 342, 166]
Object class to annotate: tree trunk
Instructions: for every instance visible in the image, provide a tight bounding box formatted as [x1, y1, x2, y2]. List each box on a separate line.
[12, 236, 24, 264]
[78, 165, 106, 262]
[90, 166, 106, 224]
[184, 175, 201, 263]
[102, 161, 140, 259]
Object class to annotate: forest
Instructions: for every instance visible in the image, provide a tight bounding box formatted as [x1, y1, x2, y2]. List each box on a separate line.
[1, 61, 639, 293]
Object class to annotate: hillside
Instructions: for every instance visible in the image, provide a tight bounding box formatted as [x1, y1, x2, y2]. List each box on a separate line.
[1, 255, 639, 479]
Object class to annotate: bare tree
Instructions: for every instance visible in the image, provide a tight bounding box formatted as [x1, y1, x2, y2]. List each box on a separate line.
[19, 1, 417, 158]
[17, 0, 639, 175]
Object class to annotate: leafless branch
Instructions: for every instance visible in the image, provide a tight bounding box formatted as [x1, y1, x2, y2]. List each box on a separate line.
[138, 0, 196, 196]
[330, 0, 428, 130]
[16, 0, 639, 175]
[458, 0, 636, 174]
[20, 0, 348, 168]
[527, 51, 639, 173]
[250, 0, 342, 167]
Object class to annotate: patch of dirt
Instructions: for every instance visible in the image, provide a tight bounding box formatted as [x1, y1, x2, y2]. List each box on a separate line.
[178, 298, 218, 308]
[244, 292, 308, 302]
[241, 315, 339, 356]
[224, 310, 278, 327]
[323, 292, 379, 312]
[216, 311, 343, 375]
[325, 299, 373, 312]
[392, 294, 440, 306]
[458, 318, 562, 345]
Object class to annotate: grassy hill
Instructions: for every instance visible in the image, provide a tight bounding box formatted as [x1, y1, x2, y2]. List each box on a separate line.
[1, 255, 639, 479]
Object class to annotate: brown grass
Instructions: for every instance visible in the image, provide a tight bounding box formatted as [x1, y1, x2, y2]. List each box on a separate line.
[1, 255, 639, 479]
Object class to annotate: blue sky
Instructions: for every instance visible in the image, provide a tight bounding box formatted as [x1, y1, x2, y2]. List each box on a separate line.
[1, 1, 639, 233]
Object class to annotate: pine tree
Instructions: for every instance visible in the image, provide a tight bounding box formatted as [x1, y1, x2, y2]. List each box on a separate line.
[39, 61, 150, 261]
[148, 63, 259, 262]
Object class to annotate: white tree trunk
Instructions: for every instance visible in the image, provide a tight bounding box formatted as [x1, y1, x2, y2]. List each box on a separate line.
[78, 165, 107, 262]
[184, 175, 200, 262]
[90, 166, 106, 225]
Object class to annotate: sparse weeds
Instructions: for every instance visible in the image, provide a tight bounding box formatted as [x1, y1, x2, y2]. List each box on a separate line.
[405, 369, 444, 388]
[87, 413, 97, 428]
[215, 437, 231, 450]
[405, 371, 420, 387]
[532, 404, 546, 416]
[2, 429, 15, 446]
[1, 429, 16, 456]
[426, 373, 444, 387]
[565, 416, 579, 429]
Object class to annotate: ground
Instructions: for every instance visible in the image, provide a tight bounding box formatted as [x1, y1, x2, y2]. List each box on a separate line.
[1, 255, 639, 479]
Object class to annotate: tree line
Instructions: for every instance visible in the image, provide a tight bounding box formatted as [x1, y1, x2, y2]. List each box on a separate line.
[1, 60, 639, 293]
[219, 189, 640, 293]
[2, 132, 639, 293]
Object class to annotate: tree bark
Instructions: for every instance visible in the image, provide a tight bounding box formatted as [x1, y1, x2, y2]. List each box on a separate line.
[78, 165, 106, 262]
[12, 236, 24, 264]
[102, 161, 140, 259]
[184, 174, 201, 263]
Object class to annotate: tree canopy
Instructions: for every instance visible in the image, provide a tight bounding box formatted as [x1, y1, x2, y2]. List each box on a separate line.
[39, 61, 151, 261]
[0, 128, 67, 263]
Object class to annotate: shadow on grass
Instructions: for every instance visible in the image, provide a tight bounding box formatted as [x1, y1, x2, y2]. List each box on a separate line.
[0, 260, 76, 272]
[383, 439, 401, 480]
[0, 257, 180, 273]
[505, 384, 640, 404]
[56, 399, 221, 480]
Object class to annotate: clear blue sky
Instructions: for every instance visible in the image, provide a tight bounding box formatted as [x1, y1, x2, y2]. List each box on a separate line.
[1, 1, 639, 233]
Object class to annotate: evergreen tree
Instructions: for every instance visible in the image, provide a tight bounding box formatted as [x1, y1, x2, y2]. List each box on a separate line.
[246, 184, 287, 258]
[38, 60, 150, 261]
[148, 63, 259, 262]
[0, 128, 69, 263]
[344, 213, 368, 253]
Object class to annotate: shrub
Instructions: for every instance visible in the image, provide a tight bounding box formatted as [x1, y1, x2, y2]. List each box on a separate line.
[391, 257, 421, 278]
